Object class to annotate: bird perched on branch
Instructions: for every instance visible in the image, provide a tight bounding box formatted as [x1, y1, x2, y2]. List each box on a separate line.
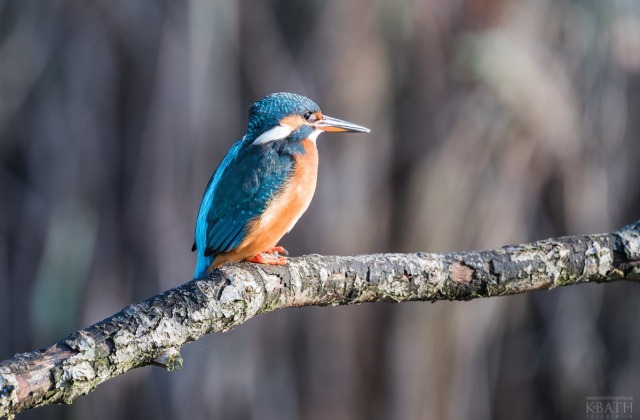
[192, 92, 369, 279]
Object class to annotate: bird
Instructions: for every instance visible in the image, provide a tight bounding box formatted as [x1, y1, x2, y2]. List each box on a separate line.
[192, 92, 369, 279]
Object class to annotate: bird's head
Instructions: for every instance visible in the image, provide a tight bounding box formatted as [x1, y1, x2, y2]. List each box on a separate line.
[245, 92, 369, 145]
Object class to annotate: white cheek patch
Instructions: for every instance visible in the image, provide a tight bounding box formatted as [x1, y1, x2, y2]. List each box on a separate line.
[252, 125, 292, 145]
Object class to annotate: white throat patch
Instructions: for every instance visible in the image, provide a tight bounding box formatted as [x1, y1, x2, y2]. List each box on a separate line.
[252, 125, 292, 145]
[308, 129, 323, 143]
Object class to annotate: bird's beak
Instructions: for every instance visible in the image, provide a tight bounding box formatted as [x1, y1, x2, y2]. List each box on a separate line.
[314, 115, 370, 133]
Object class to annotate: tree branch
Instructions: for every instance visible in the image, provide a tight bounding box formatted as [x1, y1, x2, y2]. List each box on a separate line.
[1, 222, 639, 417]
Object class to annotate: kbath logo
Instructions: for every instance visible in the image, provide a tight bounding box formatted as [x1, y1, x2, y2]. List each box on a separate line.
[586, 395, 633, 419]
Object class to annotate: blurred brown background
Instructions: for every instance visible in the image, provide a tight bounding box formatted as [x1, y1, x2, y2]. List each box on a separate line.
[2, 0, 640, 419]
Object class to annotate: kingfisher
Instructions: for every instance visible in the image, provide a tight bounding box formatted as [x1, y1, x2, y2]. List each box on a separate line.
[192, 92, 369, 279]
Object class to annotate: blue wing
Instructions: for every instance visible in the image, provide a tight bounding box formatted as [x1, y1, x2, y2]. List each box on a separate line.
[193, 139, 293, 277]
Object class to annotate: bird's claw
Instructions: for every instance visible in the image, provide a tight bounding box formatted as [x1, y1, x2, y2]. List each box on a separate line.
[264, 246, 288, 256]
[245, 251, 288, 266]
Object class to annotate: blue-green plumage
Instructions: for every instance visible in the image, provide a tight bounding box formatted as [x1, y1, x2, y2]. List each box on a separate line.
[193, 92, 369, 279]
[193, 93, 320, 278]
[247, 93, 319, 136]
[203, 140, 298, 255]
[193, 141, 295, 277]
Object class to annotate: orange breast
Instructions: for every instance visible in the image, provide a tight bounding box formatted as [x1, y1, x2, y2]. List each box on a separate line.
[212, 139, 318, 267]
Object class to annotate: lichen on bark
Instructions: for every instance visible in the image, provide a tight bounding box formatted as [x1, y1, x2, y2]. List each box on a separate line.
[0, 221, 639, 418]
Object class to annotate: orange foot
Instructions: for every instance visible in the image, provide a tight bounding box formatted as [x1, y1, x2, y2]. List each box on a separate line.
[245, 246, 289, 265]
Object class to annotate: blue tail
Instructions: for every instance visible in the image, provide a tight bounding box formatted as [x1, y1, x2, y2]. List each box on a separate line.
[193, 253, 214, 279]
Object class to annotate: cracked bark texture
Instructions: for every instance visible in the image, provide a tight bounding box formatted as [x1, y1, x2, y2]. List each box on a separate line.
[1, 221, 639, 418]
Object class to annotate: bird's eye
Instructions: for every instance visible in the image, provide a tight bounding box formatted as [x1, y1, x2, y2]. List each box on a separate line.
[303, 111, 319, 122]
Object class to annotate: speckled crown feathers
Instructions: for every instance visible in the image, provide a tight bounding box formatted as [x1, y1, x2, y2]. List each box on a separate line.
[247, 92, 320, 135]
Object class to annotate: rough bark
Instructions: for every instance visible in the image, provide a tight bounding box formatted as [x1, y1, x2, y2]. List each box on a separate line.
[1, 221, 639, 418]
